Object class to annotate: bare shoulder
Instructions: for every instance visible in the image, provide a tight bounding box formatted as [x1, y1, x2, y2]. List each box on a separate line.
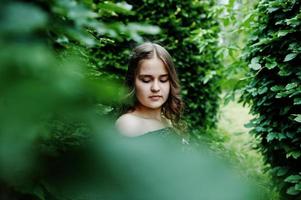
[115, 113, 143, 137]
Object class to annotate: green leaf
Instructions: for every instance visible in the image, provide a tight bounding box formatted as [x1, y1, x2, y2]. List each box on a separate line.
[271, 85, 284, 92]
[248, 57, 261, 70]
[241, 12, 253, 25]
[293, 115, 301, 123]
[275, 91, 288, 98]
[1, 3, 47, 33]
[287, 186, 300, 195]
[98, 2, 134, 15]
[295, 183, 301, 191]
[258, 86, 268, 94]
[289, 90, 301, 98]
[286, 132, 296, 139]
[285, 15, 301, 27]
[202, 70, 216, 84]
[294, 98, 301, 105]
[277, 30, 291, 37]
[285, 82, 298, 90]
[284, 53, 297, 62]
[285, 175, 301, 183]
[276, 167, 288, 176]
[267, 7, 280, 13]
[244, 121, 254, 128]
[286, 151, 301, 159]
[265, 61, 277, 69]
[267, 132, 287, 142]
[278, 69, 292, 76]
[266, 132, 276, 142]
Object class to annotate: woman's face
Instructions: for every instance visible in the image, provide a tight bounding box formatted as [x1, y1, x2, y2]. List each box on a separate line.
[135, 57, 170, 110]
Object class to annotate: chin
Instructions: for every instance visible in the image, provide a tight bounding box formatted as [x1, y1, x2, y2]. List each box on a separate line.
[145, 102, 163, 109]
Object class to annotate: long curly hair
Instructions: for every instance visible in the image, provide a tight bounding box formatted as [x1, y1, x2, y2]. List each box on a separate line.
[119, 42, 184, 130]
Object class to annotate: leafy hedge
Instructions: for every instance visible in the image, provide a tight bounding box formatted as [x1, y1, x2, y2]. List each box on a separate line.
[0, 2, 260, 200]
[241, 0, 301, 198]
[94, 0, 221, 131]
[0, 0, 157, 198]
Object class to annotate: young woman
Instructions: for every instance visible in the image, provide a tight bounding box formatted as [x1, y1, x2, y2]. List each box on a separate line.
[116, 42, 185, 137]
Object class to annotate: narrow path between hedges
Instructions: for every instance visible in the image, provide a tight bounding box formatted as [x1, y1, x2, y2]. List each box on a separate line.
[215, 94, 280, 200]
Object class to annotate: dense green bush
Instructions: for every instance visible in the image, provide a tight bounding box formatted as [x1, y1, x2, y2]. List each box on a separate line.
[0, 41, 259, 200]
[216, 0, 257, 102]
[0, 1, 262, 200]
[0, 0, 155, 198]
[94, 0, 222, 131]
[241, 0, 301, 198]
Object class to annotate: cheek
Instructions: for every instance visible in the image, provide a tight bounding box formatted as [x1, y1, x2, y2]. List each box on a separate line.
[163, 83, 171, 96]
[135, 81, 148, 97]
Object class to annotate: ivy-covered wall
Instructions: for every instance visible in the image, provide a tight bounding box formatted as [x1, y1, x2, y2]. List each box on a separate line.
[94, 0, 221, 131]
[241, 0, 301, 198]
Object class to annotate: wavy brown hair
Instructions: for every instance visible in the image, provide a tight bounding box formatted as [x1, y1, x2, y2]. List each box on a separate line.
[119, 42, 184, 130]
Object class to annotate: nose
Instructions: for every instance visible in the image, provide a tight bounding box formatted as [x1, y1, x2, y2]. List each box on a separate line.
[151, 80, 160, 92]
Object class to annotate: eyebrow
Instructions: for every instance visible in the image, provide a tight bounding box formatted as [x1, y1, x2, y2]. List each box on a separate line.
[138, 74, 169, 78]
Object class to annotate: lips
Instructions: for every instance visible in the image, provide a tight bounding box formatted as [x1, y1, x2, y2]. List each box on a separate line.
[149, 95, 162, 100]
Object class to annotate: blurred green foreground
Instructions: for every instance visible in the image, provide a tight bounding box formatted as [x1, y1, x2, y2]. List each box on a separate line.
[0, 44, 261, 200]
[0, 1, 263, 199]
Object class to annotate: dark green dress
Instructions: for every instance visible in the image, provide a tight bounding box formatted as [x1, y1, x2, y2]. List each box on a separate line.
[145, 127, 176, 136]
[142, 127, 189, 145]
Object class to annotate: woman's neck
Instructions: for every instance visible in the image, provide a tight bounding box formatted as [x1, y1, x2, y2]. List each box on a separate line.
[133, 105, 162, 121]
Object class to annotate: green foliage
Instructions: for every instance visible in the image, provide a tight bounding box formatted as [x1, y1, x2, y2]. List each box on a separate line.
[93, 0, 222, 131]
[216, 0, 258, 103]
[0, 0, 262, 199]
[195, 127, 280, 200]
[240, 0, 301, 198]
[0, 0, 155, 198]
[0, 42, 260, 200]
[198, 99, 281, 200]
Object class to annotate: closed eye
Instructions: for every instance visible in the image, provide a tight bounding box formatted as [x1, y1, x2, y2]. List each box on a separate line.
[160, 75, 169, 83]
[160, 78, 169, 83]
[141, 79, 151, 83]
[138, 75, 169, 83]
